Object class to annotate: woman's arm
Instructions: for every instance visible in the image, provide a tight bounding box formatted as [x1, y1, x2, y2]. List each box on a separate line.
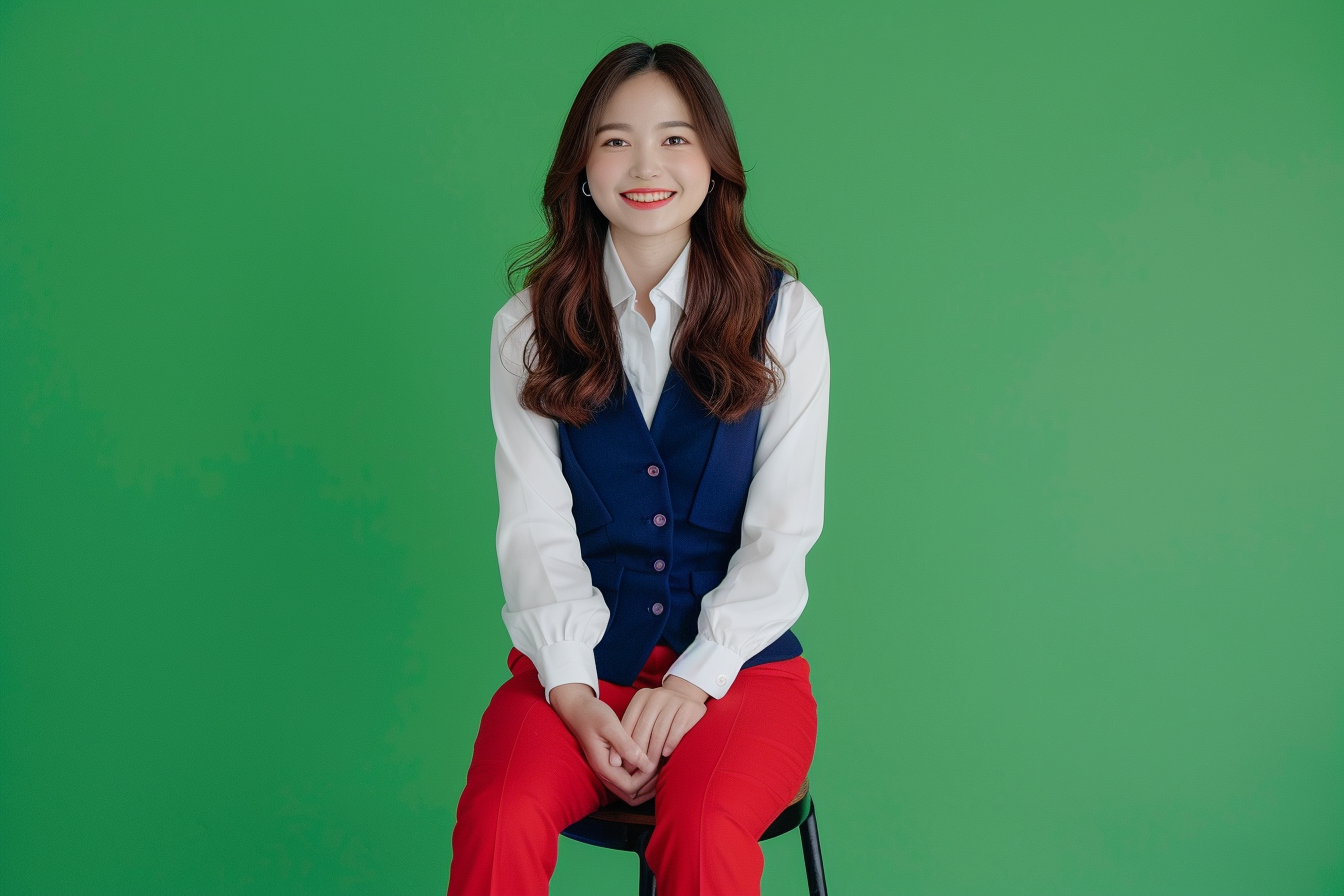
[661, 278, 831, 700]
[490, 295, 611, 706]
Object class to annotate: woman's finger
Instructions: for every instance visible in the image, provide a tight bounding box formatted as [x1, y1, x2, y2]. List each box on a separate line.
[662, 702, 702, 756]
[622, 688, 648, 731]
[603, 760, 654, 806]
[645, 701, 678, 763]
[630, 692, 669, 756]
[604, 719, 655, 774]
[602, 770, 638, 798]
[621, 751, 659, 791]
[623, 764, 659, 804]
[632, 772, 658, 802]
[586, 746, 636, 794]
[622, 694, 647, 745]
[595, 746, 646, 792]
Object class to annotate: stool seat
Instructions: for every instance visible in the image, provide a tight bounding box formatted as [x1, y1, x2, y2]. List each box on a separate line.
[561, 775, 828, 896]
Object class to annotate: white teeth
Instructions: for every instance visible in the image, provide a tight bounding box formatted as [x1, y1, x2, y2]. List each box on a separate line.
[623, 191, 674, 202]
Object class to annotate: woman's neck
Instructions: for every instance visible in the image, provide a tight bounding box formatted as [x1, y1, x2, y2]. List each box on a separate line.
[608, 224, 690, 301]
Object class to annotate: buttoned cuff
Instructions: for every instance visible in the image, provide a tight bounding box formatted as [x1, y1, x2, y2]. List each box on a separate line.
[536, 640, 600, 705]
[662, 635, 748, 700]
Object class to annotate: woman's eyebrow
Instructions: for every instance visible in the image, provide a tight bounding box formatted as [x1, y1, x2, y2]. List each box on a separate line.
[594, 120, 696, 135]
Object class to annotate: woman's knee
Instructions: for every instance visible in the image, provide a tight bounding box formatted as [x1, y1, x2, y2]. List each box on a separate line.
[457, 689, 603, 831]
[654, 770, 782, 843]
[643, 794, 766, 892]
[457, 763, 593, 836]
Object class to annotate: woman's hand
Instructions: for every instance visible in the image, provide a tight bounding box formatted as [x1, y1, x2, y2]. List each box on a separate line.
[611, 675, 709, 779]
[549, 683, 661, 806]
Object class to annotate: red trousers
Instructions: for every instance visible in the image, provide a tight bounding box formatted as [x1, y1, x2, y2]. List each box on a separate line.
[446, 643, 818, 896]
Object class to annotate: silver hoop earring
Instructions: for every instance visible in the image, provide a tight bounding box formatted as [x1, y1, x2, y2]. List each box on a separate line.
[707, 178, 715, 193]
[581, 180, 591, 197]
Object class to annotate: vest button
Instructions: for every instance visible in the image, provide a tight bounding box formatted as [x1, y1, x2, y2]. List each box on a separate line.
[651, 602, 664, 615]
[647, 464, 660, 477]
[652, 558, 666, 572]
[652, 513, 667, 527]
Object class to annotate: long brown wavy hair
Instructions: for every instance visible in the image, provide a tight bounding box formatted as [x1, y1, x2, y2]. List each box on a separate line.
[504, 41, 799, 427]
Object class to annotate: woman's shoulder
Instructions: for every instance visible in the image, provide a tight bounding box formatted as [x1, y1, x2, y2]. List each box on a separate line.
[491, 287, 536, 375]
[493, 285, 536, 337]
[771, 271, 825, 338]
[494, 285, 534, 329]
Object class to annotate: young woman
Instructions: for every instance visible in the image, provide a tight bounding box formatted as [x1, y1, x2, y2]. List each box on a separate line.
[447, 41, 830, 896]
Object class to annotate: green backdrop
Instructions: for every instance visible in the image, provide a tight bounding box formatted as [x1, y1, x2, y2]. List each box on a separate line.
[2, 2, 1340, 894]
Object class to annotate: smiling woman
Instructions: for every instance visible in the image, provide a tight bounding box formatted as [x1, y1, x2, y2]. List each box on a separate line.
[447, 41, 830, 896]
[512, 49, 801, 428]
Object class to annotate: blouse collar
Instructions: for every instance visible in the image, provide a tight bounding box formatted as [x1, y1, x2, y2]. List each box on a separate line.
[602, 225, 692, 312]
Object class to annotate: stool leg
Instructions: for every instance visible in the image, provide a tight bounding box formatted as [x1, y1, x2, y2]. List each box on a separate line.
[799, 800, 828, 896]
[637, 828, 656, 896]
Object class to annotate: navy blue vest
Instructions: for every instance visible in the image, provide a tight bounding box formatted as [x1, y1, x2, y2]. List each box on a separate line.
[557, 268, 804, 685]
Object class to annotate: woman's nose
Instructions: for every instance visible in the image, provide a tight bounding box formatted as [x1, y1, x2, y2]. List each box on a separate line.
[629, 147, 662, 179]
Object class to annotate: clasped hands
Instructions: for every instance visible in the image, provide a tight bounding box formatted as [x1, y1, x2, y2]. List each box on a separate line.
[550, 675, 709, 806]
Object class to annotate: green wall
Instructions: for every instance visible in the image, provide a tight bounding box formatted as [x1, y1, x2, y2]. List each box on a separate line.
[1, 2, 1340, 894]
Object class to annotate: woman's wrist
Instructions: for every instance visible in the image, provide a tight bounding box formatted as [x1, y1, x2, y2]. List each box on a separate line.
[662, 674, 710, 703]
[549, 681, 597, 713]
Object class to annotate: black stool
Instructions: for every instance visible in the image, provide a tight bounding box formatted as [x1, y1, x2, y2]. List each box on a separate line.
[560, 775, 828, 896]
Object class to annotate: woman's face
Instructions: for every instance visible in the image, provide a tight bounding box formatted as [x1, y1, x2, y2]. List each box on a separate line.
[584, 71, 712, 242]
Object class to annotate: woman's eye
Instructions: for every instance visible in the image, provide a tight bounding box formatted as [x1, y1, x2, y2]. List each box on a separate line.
[602, 136, 689, 147]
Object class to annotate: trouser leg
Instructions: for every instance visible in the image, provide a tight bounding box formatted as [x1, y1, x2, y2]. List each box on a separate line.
[643, 655, 818, 896]
[446, 648, 635, 896]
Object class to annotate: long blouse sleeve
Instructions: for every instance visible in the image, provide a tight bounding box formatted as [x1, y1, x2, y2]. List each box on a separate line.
[490, 292, 610, 705]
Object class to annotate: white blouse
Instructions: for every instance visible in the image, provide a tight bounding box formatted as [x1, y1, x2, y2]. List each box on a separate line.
[490, 226, 830, 704]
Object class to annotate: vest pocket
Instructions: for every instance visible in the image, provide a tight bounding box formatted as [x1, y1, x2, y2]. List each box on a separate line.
[587, 558, 624, 611]
[559, 428, 615, 535]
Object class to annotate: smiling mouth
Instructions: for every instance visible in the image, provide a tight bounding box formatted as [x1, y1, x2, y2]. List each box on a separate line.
[620, 190, 677, 202]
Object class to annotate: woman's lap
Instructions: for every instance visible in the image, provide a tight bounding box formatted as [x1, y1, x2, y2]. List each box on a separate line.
[447, 644, 817, 895]
[483, 644, 817, 817]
